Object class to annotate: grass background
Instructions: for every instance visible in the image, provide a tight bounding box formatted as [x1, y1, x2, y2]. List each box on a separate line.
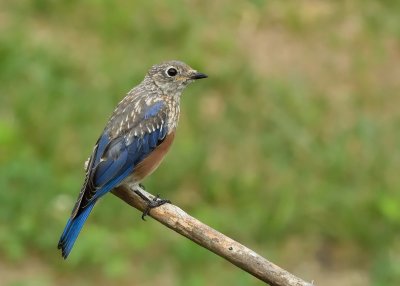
[1, 1, 400, 285]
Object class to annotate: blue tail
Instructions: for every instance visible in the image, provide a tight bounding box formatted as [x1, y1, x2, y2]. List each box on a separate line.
[58, 202, 96, 259]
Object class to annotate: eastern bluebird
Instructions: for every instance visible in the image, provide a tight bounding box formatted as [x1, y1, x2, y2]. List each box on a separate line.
[58, 60, 207, 259]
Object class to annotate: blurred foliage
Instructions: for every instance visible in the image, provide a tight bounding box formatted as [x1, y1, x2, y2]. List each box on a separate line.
[1, 1, 400, 285]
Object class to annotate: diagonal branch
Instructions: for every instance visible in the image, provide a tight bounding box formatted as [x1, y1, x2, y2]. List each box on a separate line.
[111, 186, 314, 286]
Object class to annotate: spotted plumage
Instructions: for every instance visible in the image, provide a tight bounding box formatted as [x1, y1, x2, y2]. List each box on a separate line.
[58, 60, 207, 258]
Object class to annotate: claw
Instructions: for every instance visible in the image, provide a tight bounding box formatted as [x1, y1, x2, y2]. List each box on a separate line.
[134, 190, 170, 220]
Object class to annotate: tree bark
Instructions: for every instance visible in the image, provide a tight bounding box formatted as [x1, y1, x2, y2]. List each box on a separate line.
[111, 185, 314, 286]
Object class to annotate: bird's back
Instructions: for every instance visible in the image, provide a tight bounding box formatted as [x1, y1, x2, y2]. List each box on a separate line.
[72, 82, 179, 218]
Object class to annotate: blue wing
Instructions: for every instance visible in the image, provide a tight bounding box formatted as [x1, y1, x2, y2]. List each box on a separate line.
[89, 126, 168, 200]
[74, 100, 168, 213]
[58, 100, 168, 258]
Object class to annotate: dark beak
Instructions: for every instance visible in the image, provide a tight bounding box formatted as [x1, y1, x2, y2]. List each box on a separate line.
[190, 72, 208, 80]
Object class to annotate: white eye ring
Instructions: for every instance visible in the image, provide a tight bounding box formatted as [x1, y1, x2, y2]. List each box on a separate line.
[166, 66, 178, 77]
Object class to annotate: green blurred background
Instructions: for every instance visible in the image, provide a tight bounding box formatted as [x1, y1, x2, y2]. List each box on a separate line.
[1, 1, 400, 285]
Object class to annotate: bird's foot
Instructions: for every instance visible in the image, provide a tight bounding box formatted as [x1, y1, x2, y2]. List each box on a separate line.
[139, 183, 146, 190]
[133, 190, 170, 221]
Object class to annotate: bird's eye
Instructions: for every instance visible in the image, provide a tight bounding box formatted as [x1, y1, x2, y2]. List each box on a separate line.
[166, 67, 178, 77]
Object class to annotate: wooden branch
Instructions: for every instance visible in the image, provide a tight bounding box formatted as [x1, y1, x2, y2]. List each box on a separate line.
[111, 186, 314, 286]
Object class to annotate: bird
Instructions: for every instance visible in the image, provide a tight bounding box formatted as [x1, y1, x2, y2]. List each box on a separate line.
[57, 60, 207, 259]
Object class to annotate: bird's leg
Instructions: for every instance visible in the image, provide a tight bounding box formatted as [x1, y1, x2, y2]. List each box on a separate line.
[133, 189, 171, 221]
[139, 183, 146, 190]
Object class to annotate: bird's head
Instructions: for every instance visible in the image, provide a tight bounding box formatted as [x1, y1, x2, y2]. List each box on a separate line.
[145, 60, 207, 95]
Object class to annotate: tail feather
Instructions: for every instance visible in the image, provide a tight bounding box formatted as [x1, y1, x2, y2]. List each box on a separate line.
[58, 202, 96, 259]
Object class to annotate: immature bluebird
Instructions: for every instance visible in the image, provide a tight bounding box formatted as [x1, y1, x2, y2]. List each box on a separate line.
[58, 60, 207, 258]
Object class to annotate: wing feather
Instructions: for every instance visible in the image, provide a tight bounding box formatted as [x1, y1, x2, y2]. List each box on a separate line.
[70, 99, 169, 219]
